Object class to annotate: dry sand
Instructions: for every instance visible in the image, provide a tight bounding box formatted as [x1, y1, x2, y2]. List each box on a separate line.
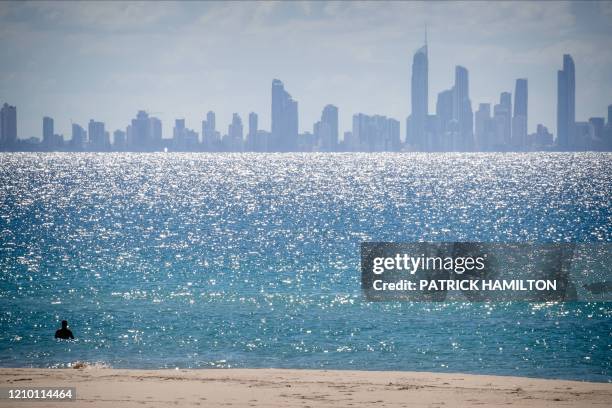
[1, 368, 610, 407]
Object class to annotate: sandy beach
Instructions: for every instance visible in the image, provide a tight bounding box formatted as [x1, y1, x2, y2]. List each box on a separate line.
[0, 368, 610, 407]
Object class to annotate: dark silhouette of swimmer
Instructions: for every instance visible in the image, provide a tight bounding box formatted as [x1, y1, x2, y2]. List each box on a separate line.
[55, 320, 74, 340]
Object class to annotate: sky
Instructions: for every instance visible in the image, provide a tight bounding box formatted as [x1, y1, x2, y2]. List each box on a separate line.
[1, 0, 611, 141]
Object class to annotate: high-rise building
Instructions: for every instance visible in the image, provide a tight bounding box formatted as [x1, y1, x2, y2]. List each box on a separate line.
[475, 103, 494, 151]
[127, 111, 161, 151]
[71, 123, 86, 150]
[315, 104, 338, 152]
[226, 113, 243, 152]
[202, 111, 219, 151]
[43, 116, 54, 146]
[557, 54, 575, 150]
[493, 96, 511, 151]
[129, 111, 150, 150]
[247, 112, 258, 151]
[271, 79, 298, 152]
[88, 119, 108, 151]
[173, 118, 185, 148]
[150, 117, 162, 149]
[512, 78, 528, 150]
[435, 89, 454, 151]
[352, 113, 400, 152]
[604, 105, 612, 151]
[452, 66, 473, 151]
[173, 119, 198, 151]
[113, 129, 127, 151]
[0, 103, 17, 148]
[499, 91, 512, 148]
[408, 42, 428, 151]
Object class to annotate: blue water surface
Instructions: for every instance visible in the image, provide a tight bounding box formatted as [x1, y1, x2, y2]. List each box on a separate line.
[0, 153, 610, 381]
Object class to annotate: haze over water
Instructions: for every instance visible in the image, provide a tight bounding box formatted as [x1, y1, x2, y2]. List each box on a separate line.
[0, 153, 610, 382]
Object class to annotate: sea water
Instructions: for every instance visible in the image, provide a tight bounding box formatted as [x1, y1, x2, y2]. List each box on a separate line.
[0, 152, 610, 382]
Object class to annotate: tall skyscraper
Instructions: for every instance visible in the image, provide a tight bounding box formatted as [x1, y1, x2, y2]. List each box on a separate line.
[493, 92, 512, 151]
[127, 111, 162, 151]
[71, 123, 86, 150]
[173, 118, 185, 147]
[316, 104, 338, 152]
[150, 117, 162, 149]
[226, 113, 243, 152]
[605, 104, 612, 151]
[88, 119, 107, 151]
[500, 91, 512, 147]
[247, 112, 258, 151]
[0, 103, 17, 148]
[173, 118, 198, 151]
[512, 78, 528, 150]
[130, 111, 150, 151]
[202, 111, 219, 151]
[557, 54, 575, 150]
[452, 66, 473, 151]
[43, 116, 54, 146]
[435, 89, 455, 151]
[271, 79, 298, 152]
[408, 42, 428, 151]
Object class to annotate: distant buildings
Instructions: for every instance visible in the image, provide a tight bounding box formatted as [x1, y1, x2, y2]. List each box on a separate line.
[71, 123, 86, 151]
[351, 113, 400, 152]
[557, 54, 575, 150]
[127, 110, 162, 151]
[475, 103, 493, 151]
[435, 88, 454, 150]
[42, 116, 54, 146]
[225, 113, 243, 152]
[606, 105, 612, 150]
[512, 79, 528, 150]
[246, 112, 258, 151]
[407, 42, 428, 151]
[271, 79, 298, 152]
[88, 119, 108, 151]
[314, 104, 338, 152]
[113, 129, 126, 151]
[1, 48, 610, 153]
[494, 92, 512, 149]
[0, 103, 17, 148]
[202, 111, 220, 151]
[41, 116, 64, 150]
[452, 66, 474, 151]
[173, 118, 198, 151]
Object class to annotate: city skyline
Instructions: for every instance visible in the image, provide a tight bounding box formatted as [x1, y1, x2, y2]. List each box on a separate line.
[2, 50, 612, 152]
[1, 1, 611, 141]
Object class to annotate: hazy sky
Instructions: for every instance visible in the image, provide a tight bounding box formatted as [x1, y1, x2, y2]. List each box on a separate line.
[1, 0, 611, 140]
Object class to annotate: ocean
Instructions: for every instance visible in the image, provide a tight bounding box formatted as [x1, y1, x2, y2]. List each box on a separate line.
[0, 152, 610, 382]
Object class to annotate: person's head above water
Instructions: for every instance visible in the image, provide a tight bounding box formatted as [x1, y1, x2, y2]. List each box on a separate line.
[55, 320, 74, 339]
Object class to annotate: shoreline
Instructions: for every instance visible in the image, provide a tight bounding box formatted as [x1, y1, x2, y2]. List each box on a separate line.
[1, 368, 610, 407]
